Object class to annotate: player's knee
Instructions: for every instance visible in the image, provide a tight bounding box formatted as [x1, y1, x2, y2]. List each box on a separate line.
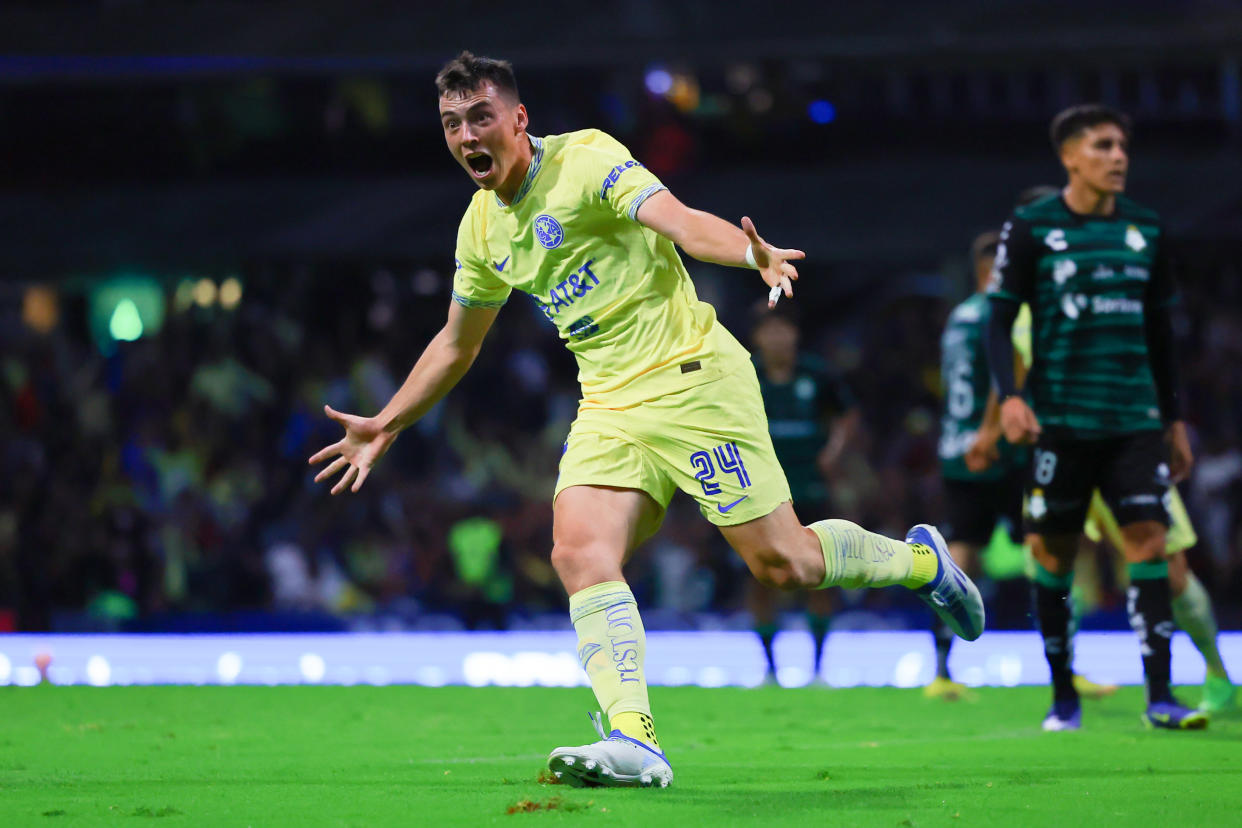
[750, 549, 816, 591]
[549, 540, 618, 582]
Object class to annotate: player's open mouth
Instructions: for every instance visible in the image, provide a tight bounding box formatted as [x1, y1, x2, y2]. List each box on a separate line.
[466, 153, 493, 177]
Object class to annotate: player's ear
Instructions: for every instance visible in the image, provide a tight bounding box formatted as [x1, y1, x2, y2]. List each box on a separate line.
[1058, 136, 1079, 175]
[514, 103, 529, 133]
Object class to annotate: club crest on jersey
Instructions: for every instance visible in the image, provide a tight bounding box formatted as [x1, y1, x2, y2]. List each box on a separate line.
[534, 214, 564, 249]
[1125, 225, 1147, 251]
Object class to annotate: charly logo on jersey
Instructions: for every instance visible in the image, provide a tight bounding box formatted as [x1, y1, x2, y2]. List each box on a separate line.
[533, 214, 565, 249]
[1125, 225, 1147, 252]
[1052, 258, 1077, 285]
[1044, 228, 1068, 251]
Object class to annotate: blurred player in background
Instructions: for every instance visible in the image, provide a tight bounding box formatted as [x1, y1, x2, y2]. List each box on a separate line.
[987, 104, 1207, 730]
[748, 302, 859, 685]
[977, 185, 1235, 715]
[929, 231, 1028, 700]
[309, 51, 985, 788]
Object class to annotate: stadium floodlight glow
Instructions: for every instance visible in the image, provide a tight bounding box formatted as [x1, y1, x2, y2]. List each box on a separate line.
[808, 99, 837, 124]
[644, 67, 673, 96]
[219, 277, 243, 310]
[193, 278, 217, 307]
[86, 655, 112, 687]
[108, 298, 144, 341]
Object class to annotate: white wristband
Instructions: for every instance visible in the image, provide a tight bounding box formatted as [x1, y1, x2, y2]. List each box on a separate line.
[744, 245, 758, 269]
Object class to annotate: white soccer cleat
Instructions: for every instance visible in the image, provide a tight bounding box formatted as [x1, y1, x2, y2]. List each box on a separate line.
[547, 713, 673, 788]
[907, 523, 985, 641]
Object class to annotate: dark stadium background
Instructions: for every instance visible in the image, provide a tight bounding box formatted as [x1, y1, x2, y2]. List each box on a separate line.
[3, 0, 1241, 641]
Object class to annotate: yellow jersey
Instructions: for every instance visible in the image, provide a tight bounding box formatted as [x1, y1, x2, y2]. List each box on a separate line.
[452, 129, 750, 409]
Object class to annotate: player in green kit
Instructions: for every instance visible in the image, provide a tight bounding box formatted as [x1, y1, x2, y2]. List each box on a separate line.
[986, 104, 1207, 730]
[929, 231, 1028, 700]
[308, 52, 985, 788]
[748, 303, 859, 685]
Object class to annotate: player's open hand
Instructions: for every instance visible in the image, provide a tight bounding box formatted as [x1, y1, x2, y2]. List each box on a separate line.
[999, 396, 1041, 446]
[307, 405, 396, 495]
[965, 428, 1001, 473]
[742, 216, 805, 308]
[1166, 421, 1194, 483]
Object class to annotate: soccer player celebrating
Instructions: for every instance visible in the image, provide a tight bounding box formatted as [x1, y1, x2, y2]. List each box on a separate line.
[308, 52, 984, 787]
[986, 104, 1207, 730]
[747, 303, 860, 685]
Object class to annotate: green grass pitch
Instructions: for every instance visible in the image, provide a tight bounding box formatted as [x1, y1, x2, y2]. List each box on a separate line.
[2, 684, 1238, 826]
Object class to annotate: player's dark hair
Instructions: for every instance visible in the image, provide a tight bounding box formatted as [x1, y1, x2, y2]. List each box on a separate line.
[1015, 185, 1060, 208]
[435, 51, 520, 102]
[750, 298, 801, 332]
[970, 231, 1000, 263]
[1049, 104, 1131, 152]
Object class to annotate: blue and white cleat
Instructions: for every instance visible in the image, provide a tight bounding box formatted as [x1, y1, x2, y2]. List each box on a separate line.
[1144, 700, 1209, 730]
[907, 524, 985, 641]
[547, 713, 673, 789]
[1042, 700, 1082, 731]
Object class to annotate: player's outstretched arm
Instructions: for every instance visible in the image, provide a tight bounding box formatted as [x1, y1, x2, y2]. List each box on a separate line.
[635, 190, 804, 307]
[307, 302, 499, 494]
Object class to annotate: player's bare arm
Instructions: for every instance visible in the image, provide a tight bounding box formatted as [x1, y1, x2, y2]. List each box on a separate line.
[635, 190, 804, 307]
[308, 302, 500, 494]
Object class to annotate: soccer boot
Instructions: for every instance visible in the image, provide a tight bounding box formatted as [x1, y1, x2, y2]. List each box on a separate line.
[1144, 700, 1209, 730]
[1198, 674, 1236, 714]
[1041, 699, 1082, 732]
[907, 524, 985, 641]
[924, 675, 973, 701]
[1072, 673, 1119, 700]
[547, 713, 673, 789]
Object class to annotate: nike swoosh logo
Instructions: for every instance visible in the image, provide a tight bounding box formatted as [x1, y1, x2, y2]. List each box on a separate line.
[493, 256, 510, 272]
[718, 495, 749, 514]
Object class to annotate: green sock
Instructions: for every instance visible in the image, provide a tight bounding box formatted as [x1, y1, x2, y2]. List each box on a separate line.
[1172, 571, 1228, 677]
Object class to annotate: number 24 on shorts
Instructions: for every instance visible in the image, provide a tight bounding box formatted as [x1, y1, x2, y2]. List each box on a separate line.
[690, 442, 752, 496]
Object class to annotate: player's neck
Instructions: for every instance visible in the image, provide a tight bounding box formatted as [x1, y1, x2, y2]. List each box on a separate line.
[495, 136, 535, 205]
[1062, 182, 1116, 217]
[760, 354, 795, 382]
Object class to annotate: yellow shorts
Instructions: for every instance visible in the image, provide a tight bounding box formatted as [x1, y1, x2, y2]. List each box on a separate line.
[555, 363, 791, 526]
[1083, 486, 1197, 555]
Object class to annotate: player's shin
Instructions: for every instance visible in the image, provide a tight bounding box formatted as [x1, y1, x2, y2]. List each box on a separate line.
[1127, 561, 1175, 704]
[1032, 564, 1078, 702]
[1172, 571, 1228, 677]
[809, 519, 936, 589]
[569, 581, 660, 749]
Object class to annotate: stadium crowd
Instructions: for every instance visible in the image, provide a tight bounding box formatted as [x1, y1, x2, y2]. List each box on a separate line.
[3, 256, 1240, 633]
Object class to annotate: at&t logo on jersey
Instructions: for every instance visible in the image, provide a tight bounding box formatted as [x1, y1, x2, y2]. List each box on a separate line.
[534, 214, 564, 249]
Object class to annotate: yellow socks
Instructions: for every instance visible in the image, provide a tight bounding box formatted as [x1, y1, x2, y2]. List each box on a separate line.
[569, 581, 659, 749]
[809, 519, 937, 589]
